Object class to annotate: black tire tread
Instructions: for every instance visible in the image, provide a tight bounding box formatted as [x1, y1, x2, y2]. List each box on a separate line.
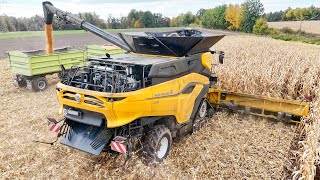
[31, 77, 48, 92]
[143, 125, 172, 162]
[15, 76, 27, 88]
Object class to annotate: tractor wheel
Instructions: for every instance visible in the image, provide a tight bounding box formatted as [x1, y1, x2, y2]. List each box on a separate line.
[143, 125, 172, 162]
[31, 77, 48, 92]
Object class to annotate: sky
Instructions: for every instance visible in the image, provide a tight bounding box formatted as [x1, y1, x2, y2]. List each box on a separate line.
[0, 0, 319, 18]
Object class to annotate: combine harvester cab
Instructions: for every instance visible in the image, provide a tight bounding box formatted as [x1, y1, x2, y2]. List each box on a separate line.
[42, 1, 310, 161]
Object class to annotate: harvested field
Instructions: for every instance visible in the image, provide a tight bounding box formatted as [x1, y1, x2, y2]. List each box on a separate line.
[1, 34, 319, 179]
[267, 21, 320, 34]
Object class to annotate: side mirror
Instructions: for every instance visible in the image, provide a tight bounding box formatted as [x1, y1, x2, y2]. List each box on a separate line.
[210, 50, 224, 64]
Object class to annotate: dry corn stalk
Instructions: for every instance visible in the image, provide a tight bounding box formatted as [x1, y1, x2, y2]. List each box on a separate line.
[213, 35, 320, 179]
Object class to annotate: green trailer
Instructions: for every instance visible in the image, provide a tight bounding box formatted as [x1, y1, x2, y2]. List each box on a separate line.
[8, 45, 125, 91]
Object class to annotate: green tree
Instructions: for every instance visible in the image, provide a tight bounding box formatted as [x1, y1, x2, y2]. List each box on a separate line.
[141, 11, 154, 28]
[311, 6, 320, 17]
[202, 5, 228, 29]
[264, 11, 284, 22]
[285, 9, 295, 20]
[196, 8, 207, 20]
[293, 7, 313, 20]
[174, 12, 197, 26]
[175, 14, 184, 26]
[0, 16, 8, 32]
[253, 18, 268, 35]
[240, 0, 264, 33]
[128, 9, 139, 21]
[128, 9, 139, 28]
[170, 17, 177, 27]
[182, 12, 197, 26]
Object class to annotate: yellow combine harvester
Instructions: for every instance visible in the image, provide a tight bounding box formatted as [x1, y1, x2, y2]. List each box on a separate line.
[42, 1, 310, 161]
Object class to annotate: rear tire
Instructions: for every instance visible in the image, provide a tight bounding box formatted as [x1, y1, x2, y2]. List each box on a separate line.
[143, 125, 172, 163]
[31, 77, 48, 92]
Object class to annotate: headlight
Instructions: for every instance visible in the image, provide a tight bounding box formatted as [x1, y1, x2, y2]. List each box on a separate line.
[75, 93, 82, 102]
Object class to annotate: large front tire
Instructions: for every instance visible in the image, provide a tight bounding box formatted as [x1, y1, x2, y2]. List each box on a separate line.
[143, 125, 172, 162]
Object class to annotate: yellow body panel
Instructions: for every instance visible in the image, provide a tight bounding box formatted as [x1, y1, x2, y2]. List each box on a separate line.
[57, 73, 209, 128]
[201, 52, 212, 70]
[208, 89, 310, 122]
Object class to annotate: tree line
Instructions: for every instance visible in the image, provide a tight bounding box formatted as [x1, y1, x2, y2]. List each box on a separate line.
[0, 10, 171, 32]
[0, 12, 107, 32]
[0, 0, 319, 33]
[264, 6, 320, 22]
[106, 9, 170, 29]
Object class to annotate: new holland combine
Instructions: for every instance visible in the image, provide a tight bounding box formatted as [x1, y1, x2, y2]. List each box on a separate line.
[42, 1, 310, 162]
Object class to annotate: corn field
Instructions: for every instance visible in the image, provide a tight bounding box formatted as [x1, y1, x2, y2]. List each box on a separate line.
[0, 34, 319, 179]
[214, 35, 320, 179]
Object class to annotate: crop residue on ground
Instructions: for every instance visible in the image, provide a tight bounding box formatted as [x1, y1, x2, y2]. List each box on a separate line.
[1, 34, 320, 179]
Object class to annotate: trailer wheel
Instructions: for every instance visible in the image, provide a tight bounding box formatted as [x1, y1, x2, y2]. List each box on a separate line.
[143, 125, 172, 162]
[31, 77, 48, 92]
[13, 75, 27, 88]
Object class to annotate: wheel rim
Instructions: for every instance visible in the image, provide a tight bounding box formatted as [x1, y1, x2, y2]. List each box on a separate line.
[198, 101, 207, 118]
[38, 81, 46, 90]
[156, 136, 169, 159]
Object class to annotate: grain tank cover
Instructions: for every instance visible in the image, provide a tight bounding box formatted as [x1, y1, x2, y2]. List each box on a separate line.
[118, 29, 225, 57]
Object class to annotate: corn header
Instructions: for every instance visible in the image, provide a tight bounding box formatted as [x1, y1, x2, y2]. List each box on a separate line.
[41, 1, 310, 161]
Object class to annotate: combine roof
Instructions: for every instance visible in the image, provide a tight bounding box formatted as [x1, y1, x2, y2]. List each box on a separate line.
[118, 29, 225, 57]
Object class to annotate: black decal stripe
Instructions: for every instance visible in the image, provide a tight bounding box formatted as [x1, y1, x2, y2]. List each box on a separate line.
[147, 82, 207, 99]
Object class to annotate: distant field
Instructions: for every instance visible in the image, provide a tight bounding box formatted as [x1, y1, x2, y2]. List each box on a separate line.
[267, 20, 320, 34]
[0, 30, 87, 39]
[0, 27, 175, 39]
